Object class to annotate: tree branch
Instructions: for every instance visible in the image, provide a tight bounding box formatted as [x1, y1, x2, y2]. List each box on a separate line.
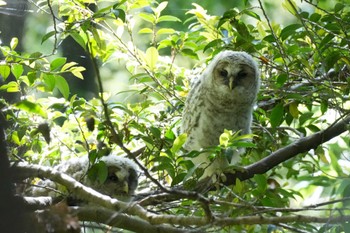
[70, 206, 200, 233]
[224, 115, 350, 184]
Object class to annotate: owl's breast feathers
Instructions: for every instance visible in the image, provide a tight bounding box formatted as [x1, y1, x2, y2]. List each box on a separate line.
[182, 81, 252, 150]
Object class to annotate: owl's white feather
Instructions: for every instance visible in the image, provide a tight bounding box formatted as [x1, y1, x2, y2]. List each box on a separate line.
[181, 50, 260, 178]
[30, 154, 139, 201]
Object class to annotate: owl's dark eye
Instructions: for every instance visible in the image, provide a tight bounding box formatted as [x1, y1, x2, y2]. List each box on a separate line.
[107, 174, 119, 182]
[220, 69, 228, 77]
[237, 71, 247, 79]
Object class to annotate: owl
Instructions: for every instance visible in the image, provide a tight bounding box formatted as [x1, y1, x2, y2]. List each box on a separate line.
[181, 50, 260, 179]
[30, 154, 139, 201]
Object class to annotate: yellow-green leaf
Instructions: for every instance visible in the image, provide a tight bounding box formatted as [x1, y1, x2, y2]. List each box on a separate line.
[139, 28, 153, 34]
[156, 28, 176, 35]
[10, 37, 18, 50]
[61, 62, 78, 72]
[155, 1, 168, 15]
[157, 15, 181, 23]
[15, 100, 47, 117]
[0, 81, 19, 92]
[145, 47, 158, 71]
[219, 130, 232, 147]
[11, 64, 24, 79]
[289, 102, 299, 118]
[171, 133, 187, 154]
[0, 65, 11, 80]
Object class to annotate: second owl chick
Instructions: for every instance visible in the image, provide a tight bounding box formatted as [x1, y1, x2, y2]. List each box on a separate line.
[181, 50, 260, 179]
[30, 154, 139, 201]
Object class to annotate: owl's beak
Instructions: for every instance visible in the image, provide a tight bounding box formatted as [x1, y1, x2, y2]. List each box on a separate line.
[229, 76, 235, 90]
[122, 181, 129, 194]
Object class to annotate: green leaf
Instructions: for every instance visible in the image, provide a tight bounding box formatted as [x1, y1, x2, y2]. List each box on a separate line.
[41, 31, 56, 44]
[139, 12, 155, 24]
[112, 8, 126, 22]
[0, 81, 19, 92]
[61, 62, 78, 72]
[334, 3, 344, 13]
[55, 75, 70, 99]
[270, 103, 284, 128]
[138, 28, 153, 34]
[71, 66, 86, 79]
[70, 31, 87, 50]
[325, 51, 341, 71]
[43, 74, 56, 91]
[180, 48, 198, 59]
[157, 15, 181, 23]
[203, 39, 222, 52]
[15, 100, 47, 117]
[280, 24, 302, 41]
[145, 47, 159, 70]
[156, 28, 176, 35]
[10, 37, 18, 50]
[155, 1, 168, 15]
[171, 133, 187, 154]
[88, 161, 108, 184]
[50, 57, 67, 71]
[254, 174, 267, 193]
[0, 65, 11, 80]
[319, 34, 334, 51]
[289, 102, 299, 118]
[276, 74, 288, 87]
[242, 9, 260, 20]
[282, 0, 298, 15]
[11, 64, 24, 79]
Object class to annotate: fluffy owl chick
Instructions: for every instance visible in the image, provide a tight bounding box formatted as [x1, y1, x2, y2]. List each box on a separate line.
[30, 154, 138, 201]
[181, 50, 260, 179]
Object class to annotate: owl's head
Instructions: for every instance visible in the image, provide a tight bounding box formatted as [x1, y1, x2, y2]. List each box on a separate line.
[204, 51, 260, 102]
[94, 155, 139, 201]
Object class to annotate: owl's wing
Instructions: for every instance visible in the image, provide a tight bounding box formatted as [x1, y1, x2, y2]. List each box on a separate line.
[181, 77, 206, 151]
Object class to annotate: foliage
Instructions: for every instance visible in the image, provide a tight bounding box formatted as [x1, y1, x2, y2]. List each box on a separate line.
[1, 0, 350, 232]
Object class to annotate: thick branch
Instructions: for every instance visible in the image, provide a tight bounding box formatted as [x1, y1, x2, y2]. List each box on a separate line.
[71, 206, 200, 233]
[224, 115, 350, 184]
[215, 214, 350, 226]
[11, 163, 208, 227]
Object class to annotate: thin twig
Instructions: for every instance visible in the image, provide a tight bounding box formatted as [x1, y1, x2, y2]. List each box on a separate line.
[46, 0, 58, 54]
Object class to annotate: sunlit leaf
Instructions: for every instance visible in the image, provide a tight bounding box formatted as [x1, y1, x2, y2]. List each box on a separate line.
[282, 0, 298, 15]
[50, 57, 67, 71]
[155, 1, 168, 15]
[11, 64, 24, 79]
[139, 12, 155, 24]
[61, 62, 78, 72]
[70, 31, 87, 50]
[43, 74, 56, 91]
[171, 133, 187, 154]
[55, 75, 70, 99]
[157, 15, 181, 23]
[139, 28, 153, 34]
[15, 100, 47, 117]
[10, 37, 18, 50]
[71, 67, 86, 80]
[145, 47, 159, 70]
[0, 65, 11, 80]
[0, 81, 19, 92]
[156, 28, 176, 35]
